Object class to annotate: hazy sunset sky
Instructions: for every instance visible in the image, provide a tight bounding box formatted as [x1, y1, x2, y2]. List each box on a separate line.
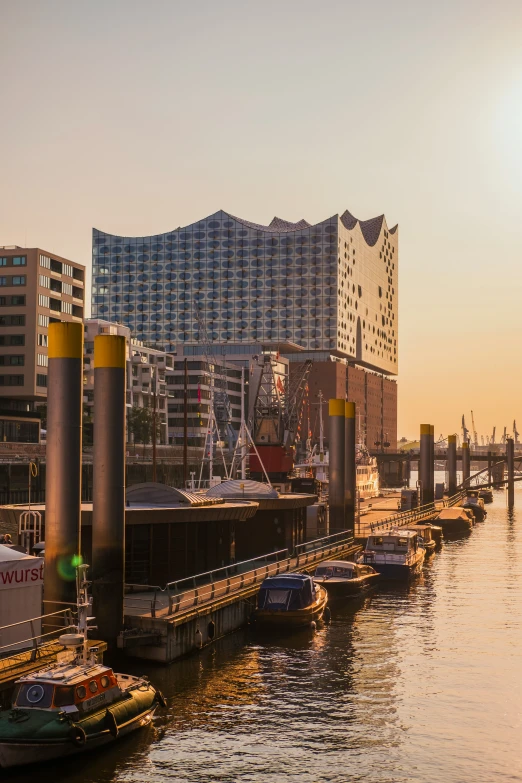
[1, 0, 522, 440]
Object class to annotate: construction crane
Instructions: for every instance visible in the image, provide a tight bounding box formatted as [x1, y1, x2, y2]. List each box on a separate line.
[490, 426, 496, 445]
[501, 426, 507, 445]
[461, 415, 469, 443]
[470, 411, 478, 448]
[247, 354, 313, 480]
[514, 420, 520, 444]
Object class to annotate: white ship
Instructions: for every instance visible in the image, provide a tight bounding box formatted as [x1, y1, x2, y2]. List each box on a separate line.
[293, 393, 379, 499]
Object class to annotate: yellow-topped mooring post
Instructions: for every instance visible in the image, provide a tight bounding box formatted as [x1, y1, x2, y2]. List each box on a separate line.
[506, 437, 515, 508]
[344, 402, 356, 535]
[329, 399, 345, 534]
[419, 424, 434, 504]
[44, 322, 83, 608]
[447, 434, 457, 497]
[91, 335, 127, 650]
[462, 440, 470, 487]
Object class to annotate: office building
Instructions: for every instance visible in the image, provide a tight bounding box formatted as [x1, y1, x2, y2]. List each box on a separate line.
[0, 245, 85, 443]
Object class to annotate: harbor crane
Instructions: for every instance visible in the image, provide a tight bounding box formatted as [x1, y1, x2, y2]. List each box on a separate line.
[501, 426, 507, 445]
[514, 420, 520, 444]
[461, 415, 470, 443]
[490, 426, 496, 445]
[470, 411, 478, 448]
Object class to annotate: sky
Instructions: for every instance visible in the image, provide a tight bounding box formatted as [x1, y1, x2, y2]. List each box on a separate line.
[1, 0, 522, 440]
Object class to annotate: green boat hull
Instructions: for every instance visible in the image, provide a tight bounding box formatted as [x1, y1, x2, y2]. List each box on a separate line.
[0, 685, 159, 768]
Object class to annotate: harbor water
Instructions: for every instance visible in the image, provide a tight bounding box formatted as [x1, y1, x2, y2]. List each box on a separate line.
[9, 486, 522, 783]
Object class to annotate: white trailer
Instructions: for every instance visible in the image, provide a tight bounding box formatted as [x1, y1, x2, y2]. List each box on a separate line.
[0, 545, 44, 655]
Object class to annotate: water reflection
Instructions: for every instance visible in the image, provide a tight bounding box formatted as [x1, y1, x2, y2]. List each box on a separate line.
[7, 492, 522, 783]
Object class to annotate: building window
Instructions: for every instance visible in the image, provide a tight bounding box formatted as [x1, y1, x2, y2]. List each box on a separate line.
[39, 275, 50, 289]
[0, 315, 25, 327]
[12, 276, 26, 286]
[0, 278, 6, 287]
[37, 333, 48, 347]
[12, 257, 26, 266]
[0, 259, 6, 267]
[0, 374, 24, 386]
[0, 355, 24, 366]
[40, 255, 51, 269]
[61, 301, 72, 314]
[11, 296, 25, 306]
[38, 314, 50, 328]
[9, 335, 25, 346]
[36, 373, 47, 388]
[62, 282, 73, 296]
[63, 264, 73, 277]
[37, 353, 48, 367]
[38, 295, 50, 308]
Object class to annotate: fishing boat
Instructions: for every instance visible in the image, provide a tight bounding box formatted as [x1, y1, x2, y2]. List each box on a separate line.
[253, 573, 328, 628]
[401, 524, 439, 555]
[434, 507, 474, 534]
[313, 560, 380, 597]
[0, 566, 165, 769]
[360, 530, 425, 579]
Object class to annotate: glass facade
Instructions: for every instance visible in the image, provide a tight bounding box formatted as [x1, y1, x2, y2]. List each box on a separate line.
[92, 209, 398, 375]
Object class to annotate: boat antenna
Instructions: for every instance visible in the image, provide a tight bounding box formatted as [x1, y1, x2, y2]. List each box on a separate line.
[318, 390, 324, 460]
[76, 564, 92, 663]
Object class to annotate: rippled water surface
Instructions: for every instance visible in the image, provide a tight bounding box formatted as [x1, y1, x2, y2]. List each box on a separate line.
[10, 490, 522, 783]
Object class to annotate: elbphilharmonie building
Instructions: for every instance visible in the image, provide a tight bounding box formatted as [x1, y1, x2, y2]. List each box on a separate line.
[92, 208, 398, 375]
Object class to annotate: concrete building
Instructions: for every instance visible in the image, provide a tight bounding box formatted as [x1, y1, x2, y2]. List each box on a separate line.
[0, 245, 85, 443]
[84, 319, 246, 449]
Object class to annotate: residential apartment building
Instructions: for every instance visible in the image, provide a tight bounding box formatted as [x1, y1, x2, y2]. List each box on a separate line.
[0, 246, 85, 443]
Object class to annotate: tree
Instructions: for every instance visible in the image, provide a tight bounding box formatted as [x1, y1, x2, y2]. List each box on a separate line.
[127, 406, 161, 448]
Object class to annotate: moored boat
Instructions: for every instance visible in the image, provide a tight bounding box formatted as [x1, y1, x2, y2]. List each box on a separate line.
[401, 524, 439, 555]
[313, 560, 380, 597]
[253, 574, 328, 628]
[478, 488, 493, 504]
[463, 491, 487, 521]
[434, 507, 474, 534]
[360, 530, 425, 580]
[0, 566, 165, 769]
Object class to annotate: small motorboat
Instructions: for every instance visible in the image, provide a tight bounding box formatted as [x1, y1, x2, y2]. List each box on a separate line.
[401, 524, 439, 555]
[253, 573, 328, 628]
[0, 566, 165, 769]
[478, 488, 493, 504]
[360, 530, 425, 580]
[434, 507, 474, 534]
[313, 560, 380, 597]
[463, 491, 487, 521]
[424, 524, 443, 547]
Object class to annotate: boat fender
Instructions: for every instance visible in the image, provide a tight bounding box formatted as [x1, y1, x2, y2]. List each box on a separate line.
[69, 724, 87, 747]
[207, 620, 216, 640]
[195, 628, 203, 648]
[310, 621, 317, 631]
[105, 709, 119, 738]
[155, 689, 167, 709]
[323, 607, 331, 623]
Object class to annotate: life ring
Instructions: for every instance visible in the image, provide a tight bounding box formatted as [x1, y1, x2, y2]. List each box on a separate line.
[105, 709, 119, 737]
[69, 724, 87, 747]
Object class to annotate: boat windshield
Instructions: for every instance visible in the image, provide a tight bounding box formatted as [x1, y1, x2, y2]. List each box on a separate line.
[15, 682, 54, 709]
[316, 566, 354, 578]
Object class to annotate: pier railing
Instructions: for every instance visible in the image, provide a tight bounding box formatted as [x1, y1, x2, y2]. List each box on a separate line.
[0, 607, 75, 675]
[368, 490, 466, 534]
[124, 530, 357, 619]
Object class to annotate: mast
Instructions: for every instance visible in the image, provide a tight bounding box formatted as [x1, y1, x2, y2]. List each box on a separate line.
[183, 358, 188, 486]
[151, 365, 157, 482]
[241, 366, 246, 480]
[318, 390, 324, 459]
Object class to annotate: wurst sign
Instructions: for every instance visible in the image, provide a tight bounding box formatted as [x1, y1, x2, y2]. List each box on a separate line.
[0, 559, 44, 589]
